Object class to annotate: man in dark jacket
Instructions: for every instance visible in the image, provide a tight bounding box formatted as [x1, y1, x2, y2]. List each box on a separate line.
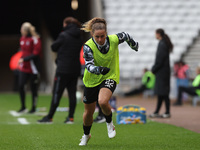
[38, 17, 83, 124]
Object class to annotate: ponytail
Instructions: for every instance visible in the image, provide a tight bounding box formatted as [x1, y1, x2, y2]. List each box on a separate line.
[156, 28, 173, 52]
[30, 26, 40, 38]
[164, 34, 173, 52]
[81, 17, 107, 33]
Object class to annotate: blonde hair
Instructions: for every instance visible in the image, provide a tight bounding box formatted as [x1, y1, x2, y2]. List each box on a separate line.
[21, 22, 32, 32]
[21, 22, 33, 36]
[30, 26, 40, 38]
[81, 17, 107, 33]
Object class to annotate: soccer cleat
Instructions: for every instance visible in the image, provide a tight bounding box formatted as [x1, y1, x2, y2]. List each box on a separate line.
[64, 117, 74, 124]
[79, 134, 91, 146]
[28, 108, 36, 114]
[161, 113, 171, 118]
[149, 113, 160, 118]
[17, 108, 28, 113]
[106, 121, 116, 138]
[37, 116, 53, 124]
[93, 116, 106, 123]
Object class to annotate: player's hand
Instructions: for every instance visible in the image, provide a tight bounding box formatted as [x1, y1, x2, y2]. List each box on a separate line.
[99, 67, 110, 75]
[131, 41, 139, 51]
[18, 58, 24, 64]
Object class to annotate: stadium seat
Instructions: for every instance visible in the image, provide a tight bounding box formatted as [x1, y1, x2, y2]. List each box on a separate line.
[193, 96, 200, 107]
[103, 0, 200, 85]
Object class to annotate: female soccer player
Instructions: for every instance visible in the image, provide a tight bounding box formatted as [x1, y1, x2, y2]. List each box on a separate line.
[79, 17, 139, 146]
[18, 22, 41, 113]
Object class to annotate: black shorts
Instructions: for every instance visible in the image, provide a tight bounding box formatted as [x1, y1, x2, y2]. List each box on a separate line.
[83, 79, 117, 104]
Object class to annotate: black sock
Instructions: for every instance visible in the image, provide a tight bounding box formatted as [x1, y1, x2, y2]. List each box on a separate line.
[83, 125, 92, 135]
[104, 112, 112, 123]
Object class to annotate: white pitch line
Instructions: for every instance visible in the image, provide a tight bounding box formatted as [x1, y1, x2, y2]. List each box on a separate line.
[9, 110, 21, 117]
[17, 118, 29, 125]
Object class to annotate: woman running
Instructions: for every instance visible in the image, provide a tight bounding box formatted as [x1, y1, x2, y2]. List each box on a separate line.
[79, 17, 139, 146]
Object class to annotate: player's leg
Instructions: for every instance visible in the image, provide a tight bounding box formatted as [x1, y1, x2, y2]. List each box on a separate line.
[93, 102, 106, 123]
[79, 85, 99, 146]
[65, 75, 78, 123]
[162, 95, 171, 118]
[98, 88, 116, 138]
[29, 74, 39, 113]
[155, 95, 163, 113]
[174, 86, 196, 105]
[79, 102, 96, 146]
[124, 85, 146, 96]
[38, 73, 65, 123]
[149, 95, 163, 118]
[98, 79, 117, 138]
[83, 102, 96, 129]
[98, 88, 112, 116]
[18, 71, 30, 112]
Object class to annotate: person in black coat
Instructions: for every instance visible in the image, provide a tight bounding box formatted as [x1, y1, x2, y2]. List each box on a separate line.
[38, 17, 83, 124]
[150, 28, 173, 118]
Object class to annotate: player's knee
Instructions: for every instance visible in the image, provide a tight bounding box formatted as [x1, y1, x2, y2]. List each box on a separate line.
[98, 99, 108, 109]
[84, 109, 93, 117]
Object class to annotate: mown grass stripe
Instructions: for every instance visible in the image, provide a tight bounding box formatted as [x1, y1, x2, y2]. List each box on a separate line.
[17, 118, 29, 125]
[9, 110, 21, 117]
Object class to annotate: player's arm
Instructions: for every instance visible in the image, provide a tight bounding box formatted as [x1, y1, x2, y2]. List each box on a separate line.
[84, 45, 109, 75]
[23, 38, 41, 61]
[51, 33, 64, 52]
[117, 32, 139, 51]
[23, 54, 38, 61]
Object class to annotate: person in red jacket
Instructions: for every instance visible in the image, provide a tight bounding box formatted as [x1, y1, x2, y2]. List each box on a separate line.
[18, 22, 42, 113]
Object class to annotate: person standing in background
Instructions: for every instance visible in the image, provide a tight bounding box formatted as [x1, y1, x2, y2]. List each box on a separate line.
[38, 17, 83, 124]
[149, 28, 173, 118]
[18, 22, 42, 113]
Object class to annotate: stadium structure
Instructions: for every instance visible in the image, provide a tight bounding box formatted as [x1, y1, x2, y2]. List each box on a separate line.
[0, 0, 200, 95]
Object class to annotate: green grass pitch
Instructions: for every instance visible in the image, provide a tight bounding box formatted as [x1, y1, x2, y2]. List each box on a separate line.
[0, 93, 200, 150]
